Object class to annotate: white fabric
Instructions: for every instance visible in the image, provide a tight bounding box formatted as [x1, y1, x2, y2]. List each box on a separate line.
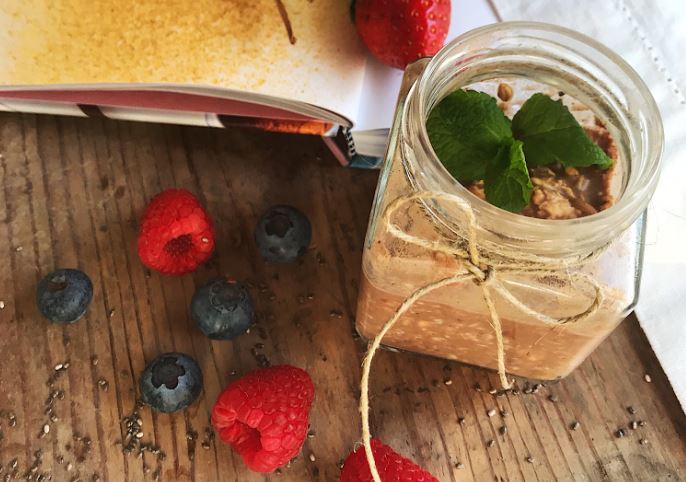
[490, 0, 686, 412]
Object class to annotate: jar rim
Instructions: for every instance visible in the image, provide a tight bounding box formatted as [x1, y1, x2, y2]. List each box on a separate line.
[405, 21, 664, 255]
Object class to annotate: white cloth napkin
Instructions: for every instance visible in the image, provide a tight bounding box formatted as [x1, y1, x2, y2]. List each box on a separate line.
[489, 0, 686, 412]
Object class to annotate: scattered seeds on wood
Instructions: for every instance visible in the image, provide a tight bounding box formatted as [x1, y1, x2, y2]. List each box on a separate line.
[487, 409, 496, 417]
[571, 421, 581, 431]
[644, 374, 652, 383]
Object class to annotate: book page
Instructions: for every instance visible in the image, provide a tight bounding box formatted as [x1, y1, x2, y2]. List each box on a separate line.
[353, 0, 498, 132]
[0, 0, 367, 124]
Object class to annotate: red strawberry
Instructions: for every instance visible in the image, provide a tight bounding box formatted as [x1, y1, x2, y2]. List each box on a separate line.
[137, 188, 215, 276]
[340, 439, 438, 482]
[354, 0, 451, 70]
[212, 365, 314, 473]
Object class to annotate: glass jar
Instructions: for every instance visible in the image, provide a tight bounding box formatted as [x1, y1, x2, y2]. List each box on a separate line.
[356, 22, 663, 381]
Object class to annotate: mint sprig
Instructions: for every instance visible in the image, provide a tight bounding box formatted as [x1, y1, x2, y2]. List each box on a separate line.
[484, 139, 532, 213]
[426, 90, 613, 212]
[426, 90, 511, 182]
[512, 93, 613, 169]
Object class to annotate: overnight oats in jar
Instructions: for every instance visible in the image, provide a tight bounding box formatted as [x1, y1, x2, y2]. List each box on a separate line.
[356, 23, 663, 381]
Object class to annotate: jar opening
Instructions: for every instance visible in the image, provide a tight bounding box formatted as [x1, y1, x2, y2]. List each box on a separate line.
[401, 22, 663, 256]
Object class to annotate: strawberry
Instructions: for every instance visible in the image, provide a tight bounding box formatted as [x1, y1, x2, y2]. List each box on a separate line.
[340, 439, 438, 482]
[354, 0, 451, 70]
[212, 365, 315, 473]
[137, 188, 215, 276]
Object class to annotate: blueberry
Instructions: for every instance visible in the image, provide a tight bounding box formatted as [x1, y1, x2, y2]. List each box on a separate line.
[36, 269, 93, 323]
[255, 205, 312, 263]
[191, 278, 254, 340]
[139, 353, 202, 413]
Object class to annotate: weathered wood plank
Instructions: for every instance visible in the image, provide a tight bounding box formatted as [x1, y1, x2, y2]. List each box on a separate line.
[0, 113, 684, 482]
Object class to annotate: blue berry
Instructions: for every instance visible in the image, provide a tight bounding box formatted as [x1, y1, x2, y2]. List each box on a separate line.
[191, 278, 254, 340]
[255, 205, 311, 263]
[36, 269, 93, 323]
[139, 353, 202, 413]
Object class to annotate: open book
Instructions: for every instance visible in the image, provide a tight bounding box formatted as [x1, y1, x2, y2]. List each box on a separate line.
[0, 0, 495, 167]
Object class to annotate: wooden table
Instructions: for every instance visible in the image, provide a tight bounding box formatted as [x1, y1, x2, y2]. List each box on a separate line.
[0, 113, 684, 482]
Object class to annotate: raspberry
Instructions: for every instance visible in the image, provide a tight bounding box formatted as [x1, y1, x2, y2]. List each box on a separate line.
[211, 365, 314, 473]
[137, 189, 215, 275]
[340, 439, 438, 482]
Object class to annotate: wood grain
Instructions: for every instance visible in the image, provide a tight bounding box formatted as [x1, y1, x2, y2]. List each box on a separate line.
[0, 113, 684, 482]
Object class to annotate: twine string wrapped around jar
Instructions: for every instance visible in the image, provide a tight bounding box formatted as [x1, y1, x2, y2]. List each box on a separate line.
[358, 190, 608, 482]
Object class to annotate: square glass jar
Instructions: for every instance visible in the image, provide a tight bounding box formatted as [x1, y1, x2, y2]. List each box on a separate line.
[356, 23, 663, 380]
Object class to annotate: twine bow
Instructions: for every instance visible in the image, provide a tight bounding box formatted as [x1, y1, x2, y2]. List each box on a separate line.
[359, 190, 607, 482]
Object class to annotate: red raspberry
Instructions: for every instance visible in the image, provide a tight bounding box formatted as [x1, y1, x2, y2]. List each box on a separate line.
[211, 365, 314, 473]
[340, 439, 438, 482]
[137, 189, 215, 276]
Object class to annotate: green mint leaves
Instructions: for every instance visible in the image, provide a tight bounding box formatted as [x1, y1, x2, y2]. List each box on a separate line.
[426, 90, 511, 182]
[426, 90, 613, 212]
[511, 93, 613, 169]
[484, 139, 532, 213]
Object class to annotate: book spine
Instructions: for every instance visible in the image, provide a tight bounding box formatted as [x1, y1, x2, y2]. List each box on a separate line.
[0, 99, 334, 135]
[0, 98, 381, 168]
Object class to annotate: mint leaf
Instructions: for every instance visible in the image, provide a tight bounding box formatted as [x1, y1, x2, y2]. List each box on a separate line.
[426, 90, 512, 182]
[511, 93, 613, 169]
[483, 139, 533, 213]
